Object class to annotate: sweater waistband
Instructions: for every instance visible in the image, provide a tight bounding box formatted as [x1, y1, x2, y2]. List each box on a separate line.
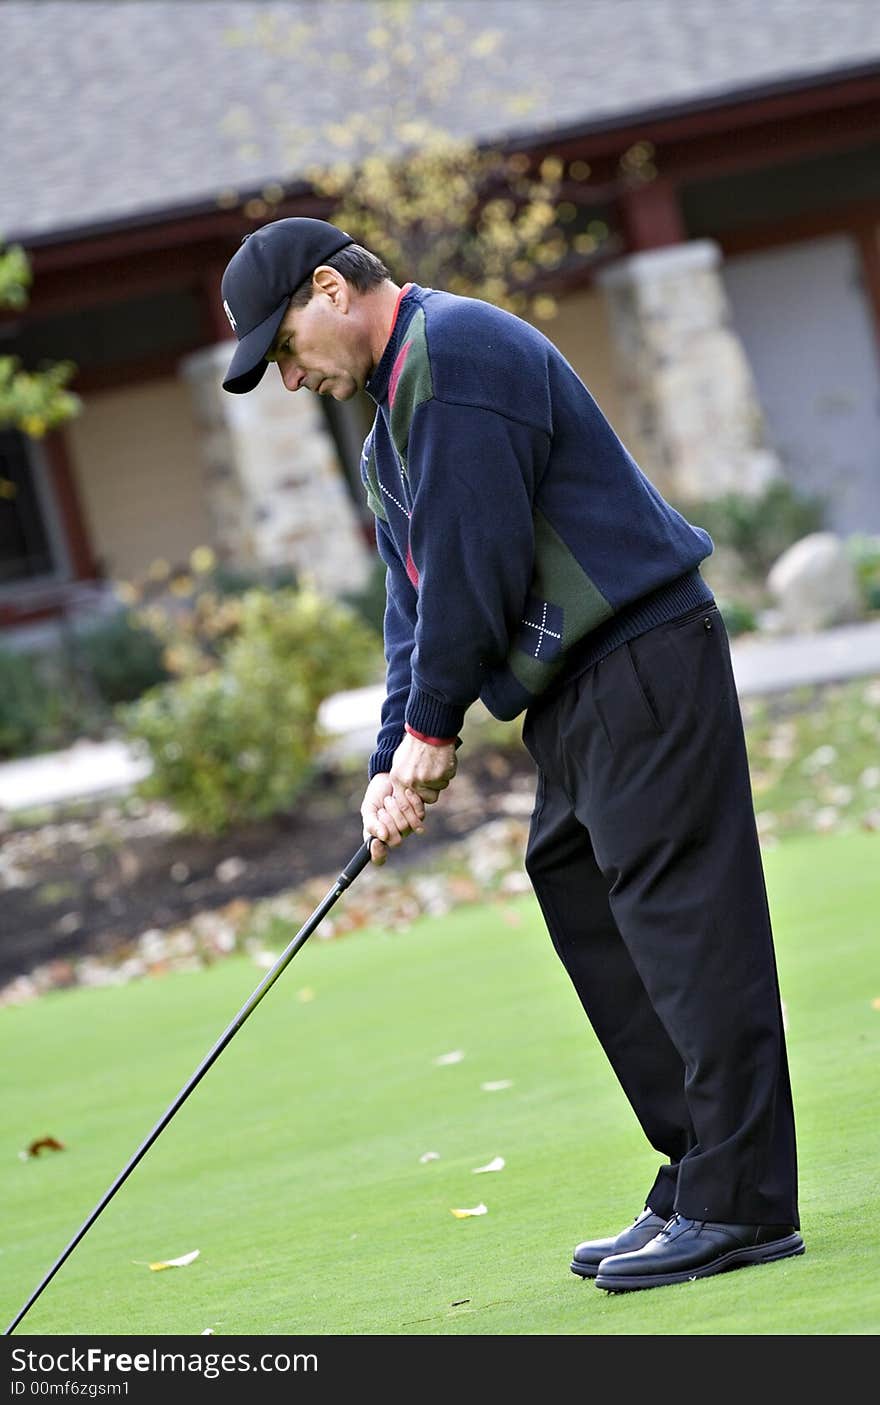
[549, 569, 715, 697]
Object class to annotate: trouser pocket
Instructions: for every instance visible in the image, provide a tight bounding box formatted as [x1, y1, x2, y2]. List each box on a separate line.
[622, 639, 663, 733]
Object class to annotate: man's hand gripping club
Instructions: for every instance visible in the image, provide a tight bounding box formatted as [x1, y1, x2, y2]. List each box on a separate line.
[361, 732, 458, 864]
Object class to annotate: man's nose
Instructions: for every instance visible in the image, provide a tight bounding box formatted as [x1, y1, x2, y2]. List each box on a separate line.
[278, 360, 306, 392]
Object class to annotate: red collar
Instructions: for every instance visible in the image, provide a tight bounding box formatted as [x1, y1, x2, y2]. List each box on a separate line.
[389, 282, 414, 335]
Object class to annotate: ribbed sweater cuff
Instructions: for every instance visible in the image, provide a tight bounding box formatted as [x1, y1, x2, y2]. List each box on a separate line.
[405, 686, 466, 742]
[368, 739, 403, 779]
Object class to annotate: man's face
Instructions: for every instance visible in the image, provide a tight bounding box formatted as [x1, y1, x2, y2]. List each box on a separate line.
[265, 270, 370, 401]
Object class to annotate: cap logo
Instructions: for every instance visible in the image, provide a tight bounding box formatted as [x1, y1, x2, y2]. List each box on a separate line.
[223, 299, 237, 333]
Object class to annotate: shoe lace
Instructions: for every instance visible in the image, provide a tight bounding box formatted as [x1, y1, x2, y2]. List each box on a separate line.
[661, 1212, 706, 1237]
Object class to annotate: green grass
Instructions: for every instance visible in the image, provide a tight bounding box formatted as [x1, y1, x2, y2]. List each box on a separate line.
[1, 829, 878, 1337]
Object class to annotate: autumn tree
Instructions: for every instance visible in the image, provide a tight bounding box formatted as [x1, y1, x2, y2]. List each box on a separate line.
[0, 241, 80, 437]
[220, 1, 652, 320]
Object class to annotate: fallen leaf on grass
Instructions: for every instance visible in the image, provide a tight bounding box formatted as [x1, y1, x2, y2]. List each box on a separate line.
[480, 1080, 513, 1092]
[419, 1151, 440, 1163]
[147, 1249, 200, 1272]
[450, 1203, 487, 1219]
[872, 997, 880, 1011]
[433, 1050, 465, 1065]
[472, 1156, 505, 1174]
[19, 1136, 66, 1160]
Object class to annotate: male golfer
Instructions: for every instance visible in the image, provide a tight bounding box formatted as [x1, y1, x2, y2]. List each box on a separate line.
[220, 217, 803, 1292]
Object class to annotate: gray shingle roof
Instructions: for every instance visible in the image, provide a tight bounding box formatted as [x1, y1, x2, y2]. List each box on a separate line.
[4, 0, 880, 243]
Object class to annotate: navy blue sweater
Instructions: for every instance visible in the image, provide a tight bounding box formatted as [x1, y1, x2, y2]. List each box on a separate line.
[361, 284, 714, 778]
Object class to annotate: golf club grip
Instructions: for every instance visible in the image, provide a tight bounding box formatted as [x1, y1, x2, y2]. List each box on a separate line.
[338, 837, 373, 887]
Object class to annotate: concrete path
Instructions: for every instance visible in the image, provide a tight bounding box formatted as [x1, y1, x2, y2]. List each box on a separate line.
[729, 617, 880, 696]
[0, 738, 152, 814]
[2, 620, 880, 814]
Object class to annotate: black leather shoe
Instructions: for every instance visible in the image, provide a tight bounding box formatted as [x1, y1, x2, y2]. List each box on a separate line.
[570, 1208, 667, 1279]
[594, 1213, 805, 1291]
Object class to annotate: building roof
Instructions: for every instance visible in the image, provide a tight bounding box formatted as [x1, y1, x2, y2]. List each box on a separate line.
[5, 0, 880, 244]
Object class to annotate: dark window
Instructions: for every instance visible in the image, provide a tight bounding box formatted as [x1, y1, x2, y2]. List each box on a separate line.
[11, 288, 204, 372]
[0, 430, 54, 585]
[681, 141, 880, 236]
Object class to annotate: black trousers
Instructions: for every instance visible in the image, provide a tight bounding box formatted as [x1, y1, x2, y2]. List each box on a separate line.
[521, 601, 799, 1226]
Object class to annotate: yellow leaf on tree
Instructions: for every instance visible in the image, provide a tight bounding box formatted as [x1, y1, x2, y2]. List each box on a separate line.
[189, 546, 216, 575]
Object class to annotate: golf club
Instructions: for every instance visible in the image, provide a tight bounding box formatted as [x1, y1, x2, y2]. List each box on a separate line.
[5, 836, 374, 1336]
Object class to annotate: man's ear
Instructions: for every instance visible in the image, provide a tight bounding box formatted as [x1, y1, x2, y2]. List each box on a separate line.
[312, 266, 349, 310]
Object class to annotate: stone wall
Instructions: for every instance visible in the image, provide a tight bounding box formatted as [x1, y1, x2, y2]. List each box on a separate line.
[596, 240, 780, 502]
[181, 344, 372, 597]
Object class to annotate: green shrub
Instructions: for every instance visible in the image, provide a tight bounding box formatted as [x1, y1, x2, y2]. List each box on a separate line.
[677, 479, 827, 579]
[0, 648, 66, 758]
[716, 599, 758, 638]
[75, 609, 170, 705]
[117, 668, 312, 835]
[846, 534, 880, 613]
[119, 584, 382, 834]
[0, 637, 122, 759]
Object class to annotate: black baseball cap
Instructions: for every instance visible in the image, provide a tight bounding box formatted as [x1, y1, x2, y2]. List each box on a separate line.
[221, 217, 355, 393]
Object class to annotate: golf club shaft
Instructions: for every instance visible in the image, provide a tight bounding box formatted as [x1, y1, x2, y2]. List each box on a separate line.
[5, 838, 373, 1336]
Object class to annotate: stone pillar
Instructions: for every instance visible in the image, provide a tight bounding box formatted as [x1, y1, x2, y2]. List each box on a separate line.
[180, 343, 372, 597]
[596, 240, 780, 501]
